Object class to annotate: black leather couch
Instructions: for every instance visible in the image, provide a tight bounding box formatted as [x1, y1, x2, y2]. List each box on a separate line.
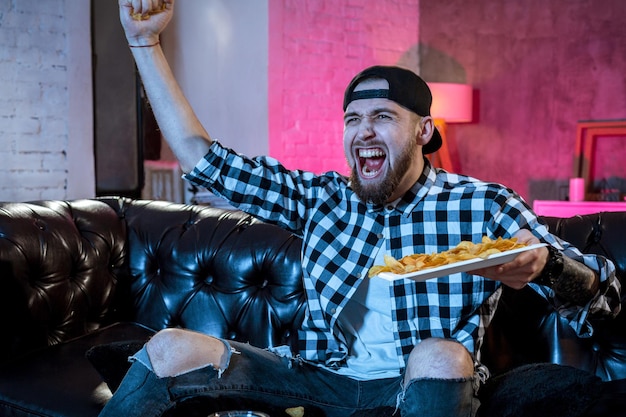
[0, 198, 624, 417]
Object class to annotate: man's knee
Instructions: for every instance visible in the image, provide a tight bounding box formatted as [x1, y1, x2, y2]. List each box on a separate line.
[146, 328, 231, 378]
[404, 338, 474, 382]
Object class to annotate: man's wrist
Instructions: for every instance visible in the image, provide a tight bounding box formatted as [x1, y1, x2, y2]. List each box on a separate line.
[128, 36, 161, 48]
[534, 245, 564, 287]
[129, 40, 160, 48]
[534, 246, 599, 305]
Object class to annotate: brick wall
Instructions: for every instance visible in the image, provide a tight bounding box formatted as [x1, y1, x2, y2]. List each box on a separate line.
[269, 0, 420, 175]
[0, 0, 93, 202]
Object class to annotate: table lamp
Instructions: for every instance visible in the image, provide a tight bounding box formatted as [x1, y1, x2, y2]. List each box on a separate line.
[427, 82, 473, 172]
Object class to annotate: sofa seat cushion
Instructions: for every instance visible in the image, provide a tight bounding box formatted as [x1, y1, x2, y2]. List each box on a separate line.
[0, 322, 154, 417]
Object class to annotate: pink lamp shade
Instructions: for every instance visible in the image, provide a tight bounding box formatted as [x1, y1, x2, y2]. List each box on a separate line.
[427, 82, 473, 123]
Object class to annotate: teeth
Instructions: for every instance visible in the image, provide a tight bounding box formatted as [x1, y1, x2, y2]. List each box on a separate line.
[358, 148, 385, 158]
[357, 148, 385, 178]
[361, 165, 378, 177]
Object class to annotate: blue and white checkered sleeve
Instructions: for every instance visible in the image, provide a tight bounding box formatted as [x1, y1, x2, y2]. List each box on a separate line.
[183, 141, 328, 234]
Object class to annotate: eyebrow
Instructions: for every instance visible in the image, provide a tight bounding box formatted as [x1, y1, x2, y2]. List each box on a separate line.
[343, 106, 400, 120]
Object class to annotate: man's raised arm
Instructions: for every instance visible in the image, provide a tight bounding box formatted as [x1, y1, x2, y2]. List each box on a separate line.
[118, 0, 211, 173]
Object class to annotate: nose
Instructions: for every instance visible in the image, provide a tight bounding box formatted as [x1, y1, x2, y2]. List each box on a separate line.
[357, 118, 374, 140]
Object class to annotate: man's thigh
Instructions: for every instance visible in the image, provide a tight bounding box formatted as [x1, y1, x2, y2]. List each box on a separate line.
[166, 341, 401, 417]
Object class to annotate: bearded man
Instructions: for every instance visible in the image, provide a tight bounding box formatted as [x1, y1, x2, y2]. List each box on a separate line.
[101, 2, 620, 416]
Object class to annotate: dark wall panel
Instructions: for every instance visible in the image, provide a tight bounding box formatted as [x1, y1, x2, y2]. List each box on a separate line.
[92, 0, 142, 197]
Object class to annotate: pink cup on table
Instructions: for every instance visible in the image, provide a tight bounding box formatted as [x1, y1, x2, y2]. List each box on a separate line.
[569, 177, 585, 202]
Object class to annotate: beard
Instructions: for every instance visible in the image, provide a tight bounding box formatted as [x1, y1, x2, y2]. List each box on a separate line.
[350, 139, 418, 206]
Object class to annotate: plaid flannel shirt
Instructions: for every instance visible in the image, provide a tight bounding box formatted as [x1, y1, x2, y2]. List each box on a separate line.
[185, 141, 620, 372]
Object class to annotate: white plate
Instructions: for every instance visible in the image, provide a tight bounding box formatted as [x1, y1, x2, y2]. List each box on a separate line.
[376, 243, 547, 282]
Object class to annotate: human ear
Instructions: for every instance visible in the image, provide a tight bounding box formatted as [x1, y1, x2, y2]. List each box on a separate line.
[416, 116, 435, 146]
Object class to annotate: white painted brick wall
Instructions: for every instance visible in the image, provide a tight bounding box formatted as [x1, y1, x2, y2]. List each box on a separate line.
[0, 0, 69, 201]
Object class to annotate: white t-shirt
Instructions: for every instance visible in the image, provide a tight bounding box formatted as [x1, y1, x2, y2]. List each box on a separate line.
[332, 246, 402, 380]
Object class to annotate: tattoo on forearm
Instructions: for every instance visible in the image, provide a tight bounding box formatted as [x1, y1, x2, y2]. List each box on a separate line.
[553, 256, 599, 305]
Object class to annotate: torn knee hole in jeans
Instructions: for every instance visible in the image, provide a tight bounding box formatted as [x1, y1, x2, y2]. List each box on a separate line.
[169, 345, 238, 378]
[134, 338, 236, 378]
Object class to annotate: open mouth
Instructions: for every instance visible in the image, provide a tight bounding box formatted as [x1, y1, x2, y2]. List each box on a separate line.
[357, 147, 386, 179]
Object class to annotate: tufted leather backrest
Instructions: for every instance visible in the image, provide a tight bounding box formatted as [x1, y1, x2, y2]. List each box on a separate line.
[0, 198, 305, 360]
[0, 199, 128, 358]
[99, 198, 306, 349]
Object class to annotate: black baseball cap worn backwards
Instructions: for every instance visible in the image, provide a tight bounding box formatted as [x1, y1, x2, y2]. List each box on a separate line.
[343, 65, 442, 154]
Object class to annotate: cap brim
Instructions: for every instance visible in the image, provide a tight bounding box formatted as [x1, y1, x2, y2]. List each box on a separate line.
[423, 127, 442, 154]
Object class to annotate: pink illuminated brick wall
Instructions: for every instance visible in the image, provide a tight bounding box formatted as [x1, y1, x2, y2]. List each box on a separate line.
[268, 0, 420, 175]
[420, 0, 626, 201]
[267, 0, 626, 203]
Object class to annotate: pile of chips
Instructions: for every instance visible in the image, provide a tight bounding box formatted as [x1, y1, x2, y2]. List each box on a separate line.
[368, 236, 527, 277]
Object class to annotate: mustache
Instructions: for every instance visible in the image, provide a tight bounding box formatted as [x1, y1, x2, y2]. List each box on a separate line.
[352, 139, 387, 149]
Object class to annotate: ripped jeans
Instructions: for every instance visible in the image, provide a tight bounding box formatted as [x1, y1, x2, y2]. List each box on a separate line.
[98, 338, 479, 417]
[98, 339, 401, 417]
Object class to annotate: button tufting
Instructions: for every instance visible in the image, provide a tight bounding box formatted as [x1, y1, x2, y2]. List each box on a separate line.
[35, 220, 46, 231]
[237, 216, 254, 231]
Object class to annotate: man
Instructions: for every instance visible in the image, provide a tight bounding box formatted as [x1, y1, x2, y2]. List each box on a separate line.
[103, 1, 620, 416]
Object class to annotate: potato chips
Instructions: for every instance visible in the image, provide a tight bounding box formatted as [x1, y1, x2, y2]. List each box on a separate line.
[368, 236, 527, 277]
[285, 406, 305, 417]
[130, 3, 167, 20]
